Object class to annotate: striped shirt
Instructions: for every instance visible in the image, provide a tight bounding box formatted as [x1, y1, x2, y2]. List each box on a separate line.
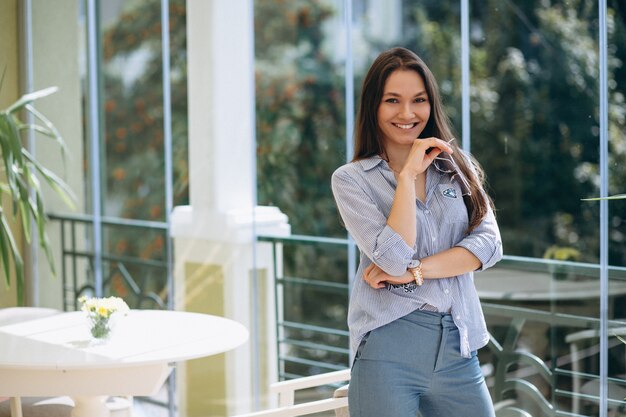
[331, 155, 503, 358]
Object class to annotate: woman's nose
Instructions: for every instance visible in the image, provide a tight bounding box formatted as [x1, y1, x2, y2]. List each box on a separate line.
[399, 106, 416, 119]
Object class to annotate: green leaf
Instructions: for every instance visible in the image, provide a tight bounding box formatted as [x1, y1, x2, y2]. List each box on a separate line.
[0, 115, 21, 200]
[22, 149, 77, 209]
[0, 66, 6, 92]
[25, 104, 66, 152]
[18, 200, 31, 244]
[35, 192, 47, 242]
[581, 194, 626, 201]
[0, 213, 24, 300]
[24, 123, 57, 138]
[40, 230, 56, 279]
[0, 212, 11, 288]
[6, 86, 59, 114]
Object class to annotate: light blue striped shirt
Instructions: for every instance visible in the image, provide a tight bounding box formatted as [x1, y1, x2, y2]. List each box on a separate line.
[331, 155, 503, 358]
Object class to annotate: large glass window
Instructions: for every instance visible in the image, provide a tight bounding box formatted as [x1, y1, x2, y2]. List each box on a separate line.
[16, 0, 625, 415]
[253, 1, 626, 416]
[254, 0, 351, 378]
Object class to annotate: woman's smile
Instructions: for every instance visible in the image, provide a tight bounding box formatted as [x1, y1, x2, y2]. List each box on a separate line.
[393, 122, 418, 130]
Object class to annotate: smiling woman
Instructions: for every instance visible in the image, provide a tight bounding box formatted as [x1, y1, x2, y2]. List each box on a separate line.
[331, 47, 503, 417]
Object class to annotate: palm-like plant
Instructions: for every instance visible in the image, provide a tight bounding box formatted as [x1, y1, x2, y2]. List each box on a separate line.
[0, 72, 76, 304]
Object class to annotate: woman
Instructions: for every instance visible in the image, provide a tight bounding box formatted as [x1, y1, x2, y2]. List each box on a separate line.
[331, 47, 503, 416]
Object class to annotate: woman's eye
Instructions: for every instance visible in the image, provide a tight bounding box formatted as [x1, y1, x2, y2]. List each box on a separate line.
[384, 98, 399, 103]
[415, 97, 428, 103]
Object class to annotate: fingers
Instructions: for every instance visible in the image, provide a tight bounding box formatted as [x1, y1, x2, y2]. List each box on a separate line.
[396, 137, 454, 177]
[413, 137, 454, 154]
[363, 263, 386, 289]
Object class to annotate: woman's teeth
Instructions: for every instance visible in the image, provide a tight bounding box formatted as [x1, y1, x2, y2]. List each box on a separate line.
[394, 123, 416, 130]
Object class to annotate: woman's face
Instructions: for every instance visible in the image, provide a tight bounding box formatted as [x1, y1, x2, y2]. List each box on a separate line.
[377, 69, 431, 150]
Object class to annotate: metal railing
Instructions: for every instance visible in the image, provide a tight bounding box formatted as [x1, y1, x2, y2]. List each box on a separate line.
[259, 234, 353, 380]
[49, 212, 174, 413]
[49, 213, 171, 311]
[47, 215, 626, 415]
[259, 233, 626, 416]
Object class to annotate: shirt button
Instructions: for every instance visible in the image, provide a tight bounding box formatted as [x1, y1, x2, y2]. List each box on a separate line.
[455, 315, 461, 320]
[424, 209, 430, 214]
[431, 236, 436, 242]
[444, 289, 450, 294]
[373, 251, 379, 257]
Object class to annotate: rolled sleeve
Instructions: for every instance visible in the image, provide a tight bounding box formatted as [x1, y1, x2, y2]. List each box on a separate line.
[332, 167, 417, 276]
[455, 207, 503, 271]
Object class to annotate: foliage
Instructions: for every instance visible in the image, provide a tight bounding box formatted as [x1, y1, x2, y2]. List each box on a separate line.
[0, 82, 76, 304]
[467, 0, 626, 265]
[254, 0, 351, 374]
[80, 295, 129, 339]
[92, 0, 188, 301]
[255, 0, 346, 238]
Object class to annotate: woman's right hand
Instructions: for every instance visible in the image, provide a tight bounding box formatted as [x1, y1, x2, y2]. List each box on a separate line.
[400, 137, 454, 179]
[363, 263, 414, 289]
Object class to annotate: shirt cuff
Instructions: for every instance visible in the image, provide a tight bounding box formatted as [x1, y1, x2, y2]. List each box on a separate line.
[456, 238, 503, 272]
[371, 225, 417, 276]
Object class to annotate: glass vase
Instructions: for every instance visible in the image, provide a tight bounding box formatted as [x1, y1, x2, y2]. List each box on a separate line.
[87, 313, 114, 342]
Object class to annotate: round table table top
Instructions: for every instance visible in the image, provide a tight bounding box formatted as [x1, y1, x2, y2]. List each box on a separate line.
[475, 267, 626, 301]
[0, 309, 249, 370]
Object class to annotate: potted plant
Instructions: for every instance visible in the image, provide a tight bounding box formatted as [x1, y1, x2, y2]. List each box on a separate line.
[0, 72, 76, 304]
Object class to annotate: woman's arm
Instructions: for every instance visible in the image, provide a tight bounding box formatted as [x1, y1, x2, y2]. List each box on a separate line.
[421, 247, 481, 278]
[386, 138, 454, 246]
[332, 167, 418, 276]
[386, 171, 418, 247]
[363, 205, 502, 289]
[363, 247, 480, 288]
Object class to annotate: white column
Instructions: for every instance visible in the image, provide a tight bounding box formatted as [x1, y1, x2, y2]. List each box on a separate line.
[173, 1, 289, 415]
[31, 0, 85, 309]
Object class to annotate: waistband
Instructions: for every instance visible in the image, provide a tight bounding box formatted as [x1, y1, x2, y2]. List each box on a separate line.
[401, 308, 457, 329]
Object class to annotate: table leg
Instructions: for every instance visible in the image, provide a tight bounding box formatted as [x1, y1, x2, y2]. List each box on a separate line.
[9, 397, 22, 417]
[72, 396, 110, 417]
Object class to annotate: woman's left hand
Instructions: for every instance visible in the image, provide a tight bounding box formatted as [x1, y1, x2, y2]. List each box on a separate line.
[363, 263, 413, 289]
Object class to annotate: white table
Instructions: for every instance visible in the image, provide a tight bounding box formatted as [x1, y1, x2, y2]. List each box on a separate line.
[0, 310, 248, 417]
[476, 267, 626, 301]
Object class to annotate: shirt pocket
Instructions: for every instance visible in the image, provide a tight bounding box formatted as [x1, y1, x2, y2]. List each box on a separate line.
[436, 183, 468, 224]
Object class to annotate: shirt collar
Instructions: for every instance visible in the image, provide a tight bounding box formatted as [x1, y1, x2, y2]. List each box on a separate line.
[357, 155, 386, 172]
[357, 155, 444, 179]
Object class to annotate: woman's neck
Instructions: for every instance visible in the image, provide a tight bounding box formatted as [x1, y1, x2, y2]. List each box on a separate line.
[384, 148, 411, 173]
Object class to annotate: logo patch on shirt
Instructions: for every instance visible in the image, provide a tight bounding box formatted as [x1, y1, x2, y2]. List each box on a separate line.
[388, 282, 417, 293]
[442, 187, 457, 199]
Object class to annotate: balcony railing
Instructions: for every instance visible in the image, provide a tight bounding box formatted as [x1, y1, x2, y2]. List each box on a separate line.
[49, 213, 170, 311]
[49, 213, 174, 415]
[259, 234, 626, 416]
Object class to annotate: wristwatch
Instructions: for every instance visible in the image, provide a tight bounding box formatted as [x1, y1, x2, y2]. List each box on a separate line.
[408, 260, 424, 286]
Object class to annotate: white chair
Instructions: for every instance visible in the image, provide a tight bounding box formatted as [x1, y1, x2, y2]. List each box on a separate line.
[0, 307, 132, 417]
[565, 326, 626, 415]
[232, 367, 525, 417]
[232, 369, 350, 417]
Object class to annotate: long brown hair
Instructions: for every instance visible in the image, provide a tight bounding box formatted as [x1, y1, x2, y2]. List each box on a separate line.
[353, 47, 493, 232]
